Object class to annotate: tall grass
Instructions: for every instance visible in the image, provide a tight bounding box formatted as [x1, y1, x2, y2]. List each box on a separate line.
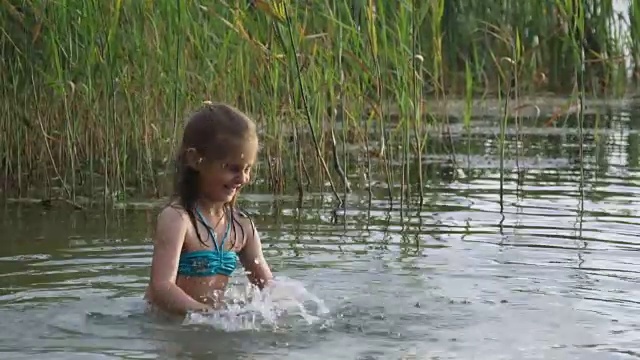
[0, 0, 633, 204]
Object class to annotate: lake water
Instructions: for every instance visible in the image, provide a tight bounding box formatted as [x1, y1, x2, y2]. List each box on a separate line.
[2, 104, 640, 359]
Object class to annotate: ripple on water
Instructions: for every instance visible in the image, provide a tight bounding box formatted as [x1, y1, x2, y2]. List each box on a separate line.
[2, 113, 640, 359]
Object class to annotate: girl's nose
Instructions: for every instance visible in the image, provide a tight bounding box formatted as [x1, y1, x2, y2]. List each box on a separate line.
[241, 172, 251, 184]
[236, 172, 250, 185]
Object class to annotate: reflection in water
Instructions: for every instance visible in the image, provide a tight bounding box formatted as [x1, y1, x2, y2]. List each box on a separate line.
[1, 105, 640, 359]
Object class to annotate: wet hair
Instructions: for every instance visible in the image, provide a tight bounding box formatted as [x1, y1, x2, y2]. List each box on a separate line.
[171, 101, 258, 249]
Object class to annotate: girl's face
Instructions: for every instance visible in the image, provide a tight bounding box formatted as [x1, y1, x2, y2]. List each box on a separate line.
[196, 145, 256, 204]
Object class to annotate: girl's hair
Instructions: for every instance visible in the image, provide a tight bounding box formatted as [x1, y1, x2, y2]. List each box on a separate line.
[172, 102, 258, 249]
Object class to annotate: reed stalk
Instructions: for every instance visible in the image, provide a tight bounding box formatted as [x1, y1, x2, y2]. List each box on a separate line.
[575, 0, 587, 236]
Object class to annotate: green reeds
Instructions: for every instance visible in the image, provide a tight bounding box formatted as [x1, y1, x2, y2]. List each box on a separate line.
[0, 0, 633, 203]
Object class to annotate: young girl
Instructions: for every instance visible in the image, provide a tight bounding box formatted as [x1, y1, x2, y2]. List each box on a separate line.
[145, 102, 274, 316]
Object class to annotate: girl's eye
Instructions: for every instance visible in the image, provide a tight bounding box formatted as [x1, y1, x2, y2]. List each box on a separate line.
[225, 164, 252, 173]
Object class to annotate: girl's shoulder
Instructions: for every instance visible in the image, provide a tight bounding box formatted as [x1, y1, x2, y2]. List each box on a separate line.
[231, 206, 259, 248]
[233, 207, 257, 231]
[152, 202, 191, 246]
[157, 202, 190, 223]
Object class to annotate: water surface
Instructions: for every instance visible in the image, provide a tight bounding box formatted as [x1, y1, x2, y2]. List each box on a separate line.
[2, 106, 640, 359]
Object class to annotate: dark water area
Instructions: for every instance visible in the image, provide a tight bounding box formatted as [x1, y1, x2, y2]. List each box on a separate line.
[2, 103, 640, 359]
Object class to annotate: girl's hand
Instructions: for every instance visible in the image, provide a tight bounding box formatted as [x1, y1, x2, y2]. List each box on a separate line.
[238, 217, 273, 290]
[238, 221, 274, 290]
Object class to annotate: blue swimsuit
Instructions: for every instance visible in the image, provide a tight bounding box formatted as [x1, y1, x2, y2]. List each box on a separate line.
[177, 208, 238, 277]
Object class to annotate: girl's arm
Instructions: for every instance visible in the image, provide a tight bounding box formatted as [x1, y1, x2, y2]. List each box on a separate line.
[238, 218, 274, 290]
[148, 207, 212, 315]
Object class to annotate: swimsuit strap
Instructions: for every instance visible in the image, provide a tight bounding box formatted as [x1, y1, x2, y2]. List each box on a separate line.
[195, 207, 232, 252]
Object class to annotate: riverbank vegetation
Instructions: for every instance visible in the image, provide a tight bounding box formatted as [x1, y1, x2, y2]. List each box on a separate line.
[0, 0, 636, 206]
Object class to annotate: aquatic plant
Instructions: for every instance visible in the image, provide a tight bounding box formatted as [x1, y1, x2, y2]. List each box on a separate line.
[0, 0, 632, 205]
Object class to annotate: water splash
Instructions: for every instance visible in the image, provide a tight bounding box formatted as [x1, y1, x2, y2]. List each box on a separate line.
[182, 276, 329, 332]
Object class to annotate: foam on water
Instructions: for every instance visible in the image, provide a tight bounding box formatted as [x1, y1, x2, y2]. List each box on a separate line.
[182, 276, 330, 332]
